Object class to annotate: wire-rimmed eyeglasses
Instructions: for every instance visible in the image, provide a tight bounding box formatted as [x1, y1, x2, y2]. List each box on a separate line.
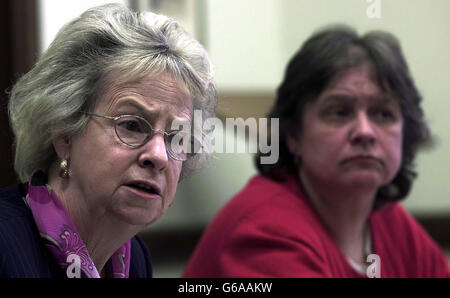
[84, 112, 191, 161]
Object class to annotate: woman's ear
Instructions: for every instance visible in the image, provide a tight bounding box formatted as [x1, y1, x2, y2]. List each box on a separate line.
[53, 136, 71, 160]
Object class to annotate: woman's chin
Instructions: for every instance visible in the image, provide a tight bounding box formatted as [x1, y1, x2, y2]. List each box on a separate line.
[113, 207, 163, 227]
[340, 170, 384, 191]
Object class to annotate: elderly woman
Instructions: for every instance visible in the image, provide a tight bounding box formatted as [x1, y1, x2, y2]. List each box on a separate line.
[0, 4, 215, 278]
[183, 26, 449, 277]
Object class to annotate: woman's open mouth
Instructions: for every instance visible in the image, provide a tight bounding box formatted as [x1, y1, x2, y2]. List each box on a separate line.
[124, 182, 162, 199]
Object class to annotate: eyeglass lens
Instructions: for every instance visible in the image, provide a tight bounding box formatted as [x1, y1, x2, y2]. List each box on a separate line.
[114, 115, 189, 160]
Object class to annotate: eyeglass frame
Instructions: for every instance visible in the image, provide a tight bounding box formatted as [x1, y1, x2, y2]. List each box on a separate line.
[83, 112, 190, 161]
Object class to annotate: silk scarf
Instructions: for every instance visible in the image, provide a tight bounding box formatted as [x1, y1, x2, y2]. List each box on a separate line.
[25, 171, 131, 278]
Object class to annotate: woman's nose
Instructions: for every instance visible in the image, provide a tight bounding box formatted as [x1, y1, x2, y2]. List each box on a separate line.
[350, 112, 376, 148]
[138, 134, 168, 172]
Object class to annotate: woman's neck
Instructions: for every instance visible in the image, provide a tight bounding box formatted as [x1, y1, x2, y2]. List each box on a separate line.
[298, 169, 375, 265]
[47, 163, 139, 274]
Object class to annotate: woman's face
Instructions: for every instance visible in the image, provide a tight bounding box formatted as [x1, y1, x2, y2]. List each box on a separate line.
[288, 63, 403, 194]
[64, 73, 192, 226]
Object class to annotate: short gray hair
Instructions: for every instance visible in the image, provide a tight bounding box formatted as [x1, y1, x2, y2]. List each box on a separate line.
[8, 3, 216, 182]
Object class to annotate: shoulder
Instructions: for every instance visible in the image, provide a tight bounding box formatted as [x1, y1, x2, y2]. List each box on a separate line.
[0, 184, 61, 277]
[371, 203, 439, 252]
[209, 174, 318, 235]
[0, 184, 36, 245]
[129, 235, 153, 278]
[371, 203, 450, 277]
[220, 174, 326, 250]
[372, 203, 430, 237]
[183, 175, 329, 277]
[0, 184, 30, 222]
[0, 184, 36, 244]
[216, 175, 307, 221]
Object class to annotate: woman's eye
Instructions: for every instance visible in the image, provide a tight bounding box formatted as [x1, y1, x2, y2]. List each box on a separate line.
[334, 108, 350, 117]
[374, 109, 397, 122]
[324, 106, 352, 120]
[118, 120, 143, 132]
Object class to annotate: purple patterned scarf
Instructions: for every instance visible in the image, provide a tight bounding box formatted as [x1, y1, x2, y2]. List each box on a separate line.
[25, 172, 131, 278]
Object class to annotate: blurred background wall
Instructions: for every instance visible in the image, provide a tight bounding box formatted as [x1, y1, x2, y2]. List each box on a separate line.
[0, 0, 38, 188]
[1, 0, 449, 277]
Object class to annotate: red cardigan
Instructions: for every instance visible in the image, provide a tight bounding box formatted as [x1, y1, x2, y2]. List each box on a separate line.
[183, 174, 450, 277]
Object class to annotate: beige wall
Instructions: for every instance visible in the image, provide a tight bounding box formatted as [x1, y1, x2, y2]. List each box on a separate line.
[39, 0, 126, 52]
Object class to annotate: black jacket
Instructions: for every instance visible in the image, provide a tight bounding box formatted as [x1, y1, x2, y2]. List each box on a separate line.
[0, 184, 152, 278]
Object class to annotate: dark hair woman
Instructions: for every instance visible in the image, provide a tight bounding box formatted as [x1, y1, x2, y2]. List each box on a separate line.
[183, 26, 449, 278]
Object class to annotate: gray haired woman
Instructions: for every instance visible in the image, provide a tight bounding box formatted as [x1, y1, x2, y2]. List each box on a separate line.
[0, 3, 215, 278]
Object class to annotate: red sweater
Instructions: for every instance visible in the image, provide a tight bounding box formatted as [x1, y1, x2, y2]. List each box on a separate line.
[183, 174, 450, 277]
